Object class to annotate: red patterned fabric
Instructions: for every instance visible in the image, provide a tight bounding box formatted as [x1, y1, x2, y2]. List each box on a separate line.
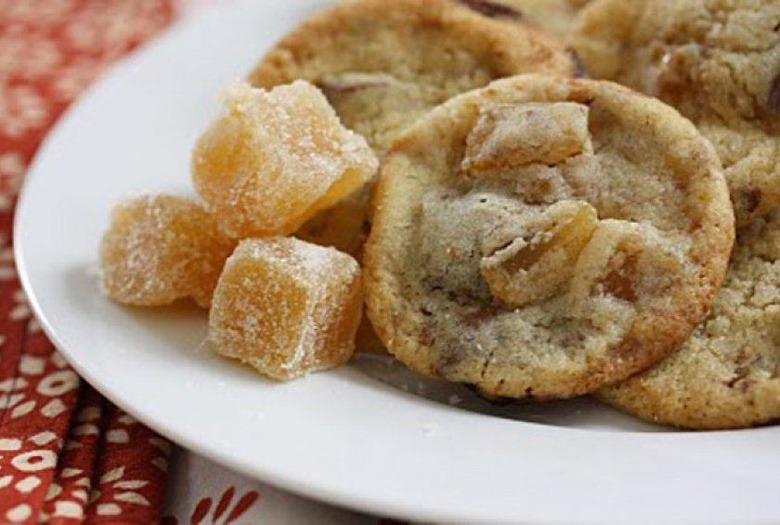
[0, 1, 175, 522]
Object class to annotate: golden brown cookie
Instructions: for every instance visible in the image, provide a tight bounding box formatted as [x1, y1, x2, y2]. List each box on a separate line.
[365, 74, 734, 400]
[250, 0, 574, 154]
[250, 0, 576, 354]
[599, 210, 780, 429]
[600, 210, 780, 429]
[249, 0, 574, 259]
[572, 0, 780, 226]
[250, 0, 574, 255]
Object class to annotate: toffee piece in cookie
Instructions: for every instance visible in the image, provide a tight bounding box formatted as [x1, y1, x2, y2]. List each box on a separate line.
[572, 0, 780, 226]
[365, 75, 734, 399]
[600, 210, 780, 430]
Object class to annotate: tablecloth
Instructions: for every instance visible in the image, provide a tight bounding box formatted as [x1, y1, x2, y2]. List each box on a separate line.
[0, 1, 399, 522]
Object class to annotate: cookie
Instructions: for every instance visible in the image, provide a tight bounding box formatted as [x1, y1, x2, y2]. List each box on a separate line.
[600, 210, 780, 429]
[250, 0, 576, 355]
[365, 74, 734, 399]
[249, 0, 574, 245]
[571, 0, 780, 226]
[249, 0, 575, 154]
[258, 0, 578, 260]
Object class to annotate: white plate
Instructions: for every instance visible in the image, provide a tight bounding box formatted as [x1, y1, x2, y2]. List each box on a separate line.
[14, 1, 780, 523]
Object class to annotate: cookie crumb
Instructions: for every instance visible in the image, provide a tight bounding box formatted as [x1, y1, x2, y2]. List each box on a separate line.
[422, 424, 438, 437]
[448, 394, 463, 405]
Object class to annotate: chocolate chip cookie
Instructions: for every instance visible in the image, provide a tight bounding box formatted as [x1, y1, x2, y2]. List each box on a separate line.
[572, 0, 780, 226]
[600, 210, 780, 429]
[365, 74, 734, 399]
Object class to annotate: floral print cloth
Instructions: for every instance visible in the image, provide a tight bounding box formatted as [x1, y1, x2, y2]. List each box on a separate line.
[0, 2, 174, 521]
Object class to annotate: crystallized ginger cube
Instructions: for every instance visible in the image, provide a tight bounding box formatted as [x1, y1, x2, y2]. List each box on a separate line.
[99, 195, 236, 308]
[568, 219, 683, 306]
[192, 80, 378, 239]
[209, 238, 363, 381]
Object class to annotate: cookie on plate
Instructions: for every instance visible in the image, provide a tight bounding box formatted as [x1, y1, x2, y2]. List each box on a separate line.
[365, 74, 734, 399]
[250, 0, 575, 266]
[249, 0, 575, 155]
[250, 0, 574, 252]
[600, 210, 780, 429]
[571, 0, 780, 226]
[250, 0, 577, 354]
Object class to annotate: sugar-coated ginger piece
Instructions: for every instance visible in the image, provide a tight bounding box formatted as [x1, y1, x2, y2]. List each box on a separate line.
[99, 195, 236, 308]
[481, 200, 598, 307]
[192, 80, 379, 239]
[568, 219, 684, 307]
[209, 238, 363, 381]
[463, 102, 590, 174]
